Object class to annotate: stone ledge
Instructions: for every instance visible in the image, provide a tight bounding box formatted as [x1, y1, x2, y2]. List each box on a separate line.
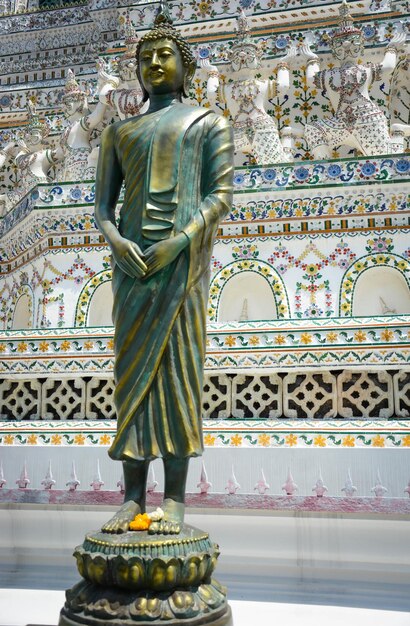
[1, 489, 409, 516]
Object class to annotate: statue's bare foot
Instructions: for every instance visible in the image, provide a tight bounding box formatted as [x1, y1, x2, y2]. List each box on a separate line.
[102, 500, 141, 534]
[148, 498, 184, 535]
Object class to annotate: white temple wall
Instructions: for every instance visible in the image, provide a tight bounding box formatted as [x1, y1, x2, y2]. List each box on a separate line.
[0, 5, 408, 605]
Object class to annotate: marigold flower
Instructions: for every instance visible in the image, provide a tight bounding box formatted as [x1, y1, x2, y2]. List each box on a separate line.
[129, 513, 152, 531]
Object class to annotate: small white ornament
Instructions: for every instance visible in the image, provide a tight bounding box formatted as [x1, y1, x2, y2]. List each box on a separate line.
[90, 459, 104, 491]
[66, 460, 80, 491]
[197, 462, 212, 495]
[341, 469, 357, 497]
[117, 473, 125, 494]
[404, 479, 410, 498]
[254, 469, 270, 495]
[371, 470, 388, 498]
[16, 461, 30, 489]
[312, 469, 328, 497]
[146, 464, 158, 493]
[225, 466, 240, 495]
[282, 467, 298, 496]
[41, 460, 56, 490]
[0, 460, 6, 488]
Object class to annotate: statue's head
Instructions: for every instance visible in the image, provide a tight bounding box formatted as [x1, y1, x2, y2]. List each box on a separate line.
[228, 10, 263, 72]
[331, 1, 364, 61]
[135, 1, 196, 102]
[62, 69, 87, 117]
[118, 54, 138, 83]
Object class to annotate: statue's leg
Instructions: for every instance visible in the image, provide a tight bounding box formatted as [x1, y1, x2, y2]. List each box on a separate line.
[304, 122, 332, 160]
[149, 457, 189, 535]
[354, 118, 391, 156]
[101, 459, 150, 534]
[312, 144, 332, 160]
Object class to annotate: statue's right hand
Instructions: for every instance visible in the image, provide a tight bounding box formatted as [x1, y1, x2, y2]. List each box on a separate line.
[110, 237, 147, 278]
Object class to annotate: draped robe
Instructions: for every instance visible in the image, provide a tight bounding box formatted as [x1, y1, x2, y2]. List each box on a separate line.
[100, 103, 234, 462]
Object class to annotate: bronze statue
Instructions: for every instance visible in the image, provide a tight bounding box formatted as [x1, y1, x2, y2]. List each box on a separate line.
[94, 5, 234, 536]
[60, 6, 233, 624]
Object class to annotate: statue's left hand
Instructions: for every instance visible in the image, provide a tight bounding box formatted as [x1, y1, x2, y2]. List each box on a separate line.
[143, 234, 188, 278]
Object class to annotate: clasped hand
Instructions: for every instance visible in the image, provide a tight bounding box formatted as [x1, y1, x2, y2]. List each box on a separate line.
[111, 235, 187, 279]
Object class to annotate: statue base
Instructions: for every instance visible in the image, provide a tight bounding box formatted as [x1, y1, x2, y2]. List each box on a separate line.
[59, 524, 232, 625]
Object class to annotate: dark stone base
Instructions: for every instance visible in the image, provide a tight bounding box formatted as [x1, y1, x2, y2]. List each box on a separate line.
[59, 579, 233, 626]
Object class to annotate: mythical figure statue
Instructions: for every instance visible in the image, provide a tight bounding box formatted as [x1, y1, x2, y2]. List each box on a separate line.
[14, 102, 57, 185]
[302, 1, 407, 158]
[103, 13, 145, 120]
[0, 139, 16, 215]
[1, 103, 57, 212]
[200, 9, 298, 164]
[56, 65, 119, 181]
[94, 4, 234, 536]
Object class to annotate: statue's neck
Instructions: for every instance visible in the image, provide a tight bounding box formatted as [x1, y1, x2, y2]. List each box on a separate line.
[147, 93, 180, 113]
[123, 78, 140, 90]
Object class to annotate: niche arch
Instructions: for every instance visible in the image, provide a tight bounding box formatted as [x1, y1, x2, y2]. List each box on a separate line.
[209, 260, 289, 322]
[10, 287, 34, 330]
[339, 253, 410, 316]
[75, 269, 113, 327]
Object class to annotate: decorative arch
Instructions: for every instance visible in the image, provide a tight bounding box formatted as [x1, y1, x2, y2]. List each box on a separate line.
[208, 260, 290, 322]
[75, 269, 112, 327]
[339, 253, 410, 316]
[9, 285, 34, 330]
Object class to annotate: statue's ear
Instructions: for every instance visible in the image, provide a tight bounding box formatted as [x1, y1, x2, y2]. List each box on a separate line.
[182, 61, 197, 98]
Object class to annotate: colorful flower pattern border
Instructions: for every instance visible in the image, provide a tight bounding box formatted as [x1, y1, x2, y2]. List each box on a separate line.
[233, 157, 410, 193]
[1, 419, 409, 449]
[0, 155, 408, 241]
[0, 316, 409, 373]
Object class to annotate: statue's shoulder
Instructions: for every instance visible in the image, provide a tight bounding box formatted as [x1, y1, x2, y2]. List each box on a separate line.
[103, 115, 145, 140]
[173, 103, 230, 131]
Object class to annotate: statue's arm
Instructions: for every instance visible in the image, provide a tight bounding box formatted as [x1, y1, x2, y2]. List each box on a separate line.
[276, 44, 298, 92]
[299, 43, 320, 85]
[143, 115, 234, 280]
[182, 115, 234, 243]
[378, 32, 407, 76]
[199, 58, 222, 102]
[95, 125, 147, 277]
[85, 62, 120, 131]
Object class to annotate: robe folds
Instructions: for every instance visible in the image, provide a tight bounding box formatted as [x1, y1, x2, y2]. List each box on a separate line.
[103, 103, 234, 462]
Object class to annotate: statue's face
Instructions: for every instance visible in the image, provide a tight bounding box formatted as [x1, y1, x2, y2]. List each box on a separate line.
[63, 95, 84, 118]
[139, 38, 185, 95]
[230, 45, 260, 72]
[332, 33, 364, 61]
[119, 56, 137, 82]
[25, 128, 43, 147]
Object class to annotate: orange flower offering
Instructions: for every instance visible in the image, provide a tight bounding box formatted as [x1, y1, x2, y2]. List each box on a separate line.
[129, 513, 152, 531]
